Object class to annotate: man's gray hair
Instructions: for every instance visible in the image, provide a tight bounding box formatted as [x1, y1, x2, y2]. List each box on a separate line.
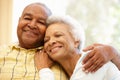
[25, 2, 52, 16]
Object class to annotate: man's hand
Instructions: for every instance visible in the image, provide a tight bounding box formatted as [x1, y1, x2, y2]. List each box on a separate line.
[82, 43, 116, 73]
[34, 49, 54, 71]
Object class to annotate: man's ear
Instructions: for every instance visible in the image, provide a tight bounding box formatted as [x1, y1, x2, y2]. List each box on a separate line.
[19, 17, 21, 22]
[74, 40, 80, 48]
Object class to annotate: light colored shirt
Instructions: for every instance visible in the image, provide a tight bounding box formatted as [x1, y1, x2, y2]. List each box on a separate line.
[39, 68, 54, 80]
[0, 43, 68, 80]
[70, 52, 120, 80]
[40, 52, 120, 80]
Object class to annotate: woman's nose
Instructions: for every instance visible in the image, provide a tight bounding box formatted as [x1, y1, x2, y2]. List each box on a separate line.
[49, 38, 56, 46]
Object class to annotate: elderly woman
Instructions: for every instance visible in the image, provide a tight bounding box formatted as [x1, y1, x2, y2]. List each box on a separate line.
[36, 15, 120, 80]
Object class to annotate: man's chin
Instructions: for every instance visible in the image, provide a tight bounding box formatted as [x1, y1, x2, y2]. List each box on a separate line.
[21, 40, 38, 48]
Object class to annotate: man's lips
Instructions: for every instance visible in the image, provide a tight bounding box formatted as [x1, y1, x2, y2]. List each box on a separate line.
[23, 30, 39, 38]
[23, 29, 39, 35]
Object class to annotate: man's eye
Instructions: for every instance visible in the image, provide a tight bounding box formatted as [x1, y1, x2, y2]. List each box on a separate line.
[24, 17, 31, 20]
[38, 21, 46, 25]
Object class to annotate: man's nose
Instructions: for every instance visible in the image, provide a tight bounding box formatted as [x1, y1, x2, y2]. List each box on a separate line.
[28, 20, 37, 29]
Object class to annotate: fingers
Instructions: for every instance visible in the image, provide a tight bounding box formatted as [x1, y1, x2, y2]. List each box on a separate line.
[93, 43, 104, 46]
[82, 51, 95, 64]
[82, 43, 112, 73]
[34, 51, 41, 61]
[82, 49, 106, 73]
[90, 61, 103, 72]
[82, 51, 97, 72]
[83, 45, 94, 52]
[83, 43, 104, 52]
[83, 57, 103, 73]
[34, 49, 54, 70]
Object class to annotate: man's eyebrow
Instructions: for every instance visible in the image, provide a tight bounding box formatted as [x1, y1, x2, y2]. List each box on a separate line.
[23, 13, 32, 16]
[23, 13, 46, 21]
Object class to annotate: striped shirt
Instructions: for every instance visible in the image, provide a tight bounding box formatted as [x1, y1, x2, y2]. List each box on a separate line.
[0, 43, 68, 80]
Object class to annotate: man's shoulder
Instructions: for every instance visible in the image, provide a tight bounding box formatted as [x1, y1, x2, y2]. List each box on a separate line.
[0, 42, 19, 52]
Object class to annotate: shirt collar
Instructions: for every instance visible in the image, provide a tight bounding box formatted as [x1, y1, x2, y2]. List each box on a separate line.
[9, 42, 43, 51]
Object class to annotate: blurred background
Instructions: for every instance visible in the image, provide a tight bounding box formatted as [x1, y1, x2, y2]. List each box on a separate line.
[0, 0, 120, 51]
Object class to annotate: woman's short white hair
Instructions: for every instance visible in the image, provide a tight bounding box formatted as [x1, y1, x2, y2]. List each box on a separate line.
[46, 15, 85, 52]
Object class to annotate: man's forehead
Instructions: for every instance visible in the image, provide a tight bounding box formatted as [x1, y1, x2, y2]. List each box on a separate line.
[23, 4, 44, 12]
[21, 3, 51, 17]
[26, 3, 44, 8]
[22, 5, 48, 16]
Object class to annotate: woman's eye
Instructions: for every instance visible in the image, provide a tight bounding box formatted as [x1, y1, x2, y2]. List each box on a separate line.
[44, 38, 49, 43]
[55, 34, 62, 37]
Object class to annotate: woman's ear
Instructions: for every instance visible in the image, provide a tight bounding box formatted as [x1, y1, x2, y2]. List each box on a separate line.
[74, 40, 80, 48]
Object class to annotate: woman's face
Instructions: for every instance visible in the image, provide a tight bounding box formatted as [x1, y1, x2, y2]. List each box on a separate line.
[44, 23, 77, 61]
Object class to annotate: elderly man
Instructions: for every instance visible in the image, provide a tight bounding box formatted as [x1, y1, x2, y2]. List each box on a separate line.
[0, 2, 67, 80]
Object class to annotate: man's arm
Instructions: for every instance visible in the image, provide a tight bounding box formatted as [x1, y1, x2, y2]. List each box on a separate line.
[82, 43, 120, 73]
[111, 50, 120, 70]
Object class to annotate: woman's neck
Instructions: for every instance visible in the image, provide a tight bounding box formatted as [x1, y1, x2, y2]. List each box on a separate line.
[58, 53, 81, 77]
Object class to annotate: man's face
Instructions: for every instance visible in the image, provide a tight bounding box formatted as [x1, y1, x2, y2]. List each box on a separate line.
[17, 4, 48, 49]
